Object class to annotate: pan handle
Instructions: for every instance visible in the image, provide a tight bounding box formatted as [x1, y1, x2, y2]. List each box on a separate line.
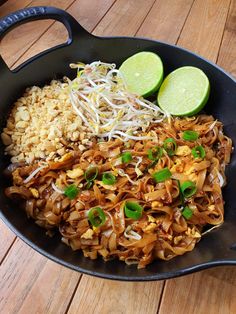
[0, 6, 92, 71]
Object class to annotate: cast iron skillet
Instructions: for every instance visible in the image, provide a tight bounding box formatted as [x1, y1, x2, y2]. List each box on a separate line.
[0, 6, 236, 281]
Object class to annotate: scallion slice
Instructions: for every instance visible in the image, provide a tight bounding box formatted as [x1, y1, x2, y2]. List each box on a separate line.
[152, 167, 172, 183]
[121, 151, 132, 163]
[84, 166, 98, 182]
[64, 184, 79, 200]
[180, 181, 197, 198]
[192, 145, 205, 159]
[124, 201, 143, 220]
[147, 146, 163, 161]
[182, 206, 193, 219]
[163, 138, 177, 156]
[102, 172, 116, 185]
[84, 181, 93, 190]
[177, 179, 184, 206]
[88, 207, 106, 227]
[182, 130, 199, 141]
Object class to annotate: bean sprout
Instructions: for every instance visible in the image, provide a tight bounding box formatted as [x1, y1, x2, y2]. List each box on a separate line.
[68, 61, 167, 141]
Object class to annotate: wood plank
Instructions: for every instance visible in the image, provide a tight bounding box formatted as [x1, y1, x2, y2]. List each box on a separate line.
[93, 0, 156, 36]
[217, 0, 236, 78]
[0, 238, 80, 314]
[0, 1, 8, 8]
[0, 0, 75, 67]
[177, 0, 231, 61]
[159, 267, 236, 314]
[0, 239, 47, 313]
[18, 260, 81, 314]
[136, 0, 194, 43]
[0, 0, 32, 18]
[68, 275, 164, 314]
[14, 0, 116, 67]
[0, 220, 15, 263]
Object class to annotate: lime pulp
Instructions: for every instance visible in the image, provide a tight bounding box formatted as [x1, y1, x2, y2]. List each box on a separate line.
[119, 51, 164, 97]
[157, 66, 210, 116]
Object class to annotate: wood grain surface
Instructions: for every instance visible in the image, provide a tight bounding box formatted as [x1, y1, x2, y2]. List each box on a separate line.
[159, 267, 236, 314]
[68, 275, 164, 314]
[0, 1, 235, 313]
[14, 0, 116, 67]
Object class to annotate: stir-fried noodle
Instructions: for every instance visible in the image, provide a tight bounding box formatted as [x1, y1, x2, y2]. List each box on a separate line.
[5, 115, 232, 268]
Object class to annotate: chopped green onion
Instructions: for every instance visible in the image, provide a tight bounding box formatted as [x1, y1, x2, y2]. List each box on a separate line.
[152, 167, 172, 183]
[147, 146, 163, 161]
[88, 207, 106, 227]
[124, 201, 143, 220]
[177, 179, 185, 206]
[163, 138, 177, 156]
[144, 159, 159, 173]
[121, 151, 132, 163]
[64, 184, 79, 200]
[146, 159, 158, 171]
[192, 145, 205, 159]
[182, 206, 193, 219]
[84, 181, 93, 190]
[102, 172, 116, 185]
[182, 130, 199, 141]
[180, 181, 197, 198]
[84, 166, 98, 182]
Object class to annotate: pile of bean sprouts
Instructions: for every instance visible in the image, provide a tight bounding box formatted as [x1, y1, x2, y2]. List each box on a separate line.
[68, 61, 168, 141]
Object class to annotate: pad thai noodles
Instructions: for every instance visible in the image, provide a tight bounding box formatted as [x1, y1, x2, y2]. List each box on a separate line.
[2, 61, 233, 268]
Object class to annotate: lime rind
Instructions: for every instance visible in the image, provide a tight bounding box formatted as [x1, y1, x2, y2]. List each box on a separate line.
[119, 51, 164, 97]
[157, 66, 210, 116]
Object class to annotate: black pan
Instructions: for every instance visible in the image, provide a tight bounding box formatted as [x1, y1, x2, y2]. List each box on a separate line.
[0, 6, 236, 281]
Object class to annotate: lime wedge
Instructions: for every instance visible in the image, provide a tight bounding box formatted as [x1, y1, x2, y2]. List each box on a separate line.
[119, 52, 163, 97]
[157, 66, 210, 116]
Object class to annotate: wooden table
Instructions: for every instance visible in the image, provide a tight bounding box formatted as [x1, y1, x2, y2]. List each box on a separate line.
[0, 1, 236, 313]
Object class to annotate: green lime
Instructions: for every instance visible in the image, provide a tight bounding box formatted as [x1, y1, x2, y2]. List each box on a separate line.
[119, 51, 163, 97]
[157, 66, 210, 116]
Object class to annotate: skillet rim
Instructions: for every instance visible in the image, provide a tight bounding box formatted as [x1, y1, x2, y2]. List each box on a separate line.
[0, 9, 236, 280]
[10, 34, 236, 86]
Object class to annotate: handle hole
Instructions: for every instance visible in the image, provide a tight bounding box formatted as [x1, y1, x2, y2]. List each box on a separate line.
[0, 19, 69, 70]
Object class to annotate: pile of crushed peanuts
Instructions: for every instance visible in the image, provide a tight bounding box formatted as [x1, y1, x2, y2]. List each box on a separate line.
[1, 80, 94, 163]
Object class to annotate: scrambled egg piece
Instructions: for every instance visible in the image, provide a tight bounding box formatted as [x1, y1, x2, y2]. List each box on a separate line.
[185, 165, 196, 175]
[67, 167, 84, 179]
[143, 223, 157, 233]
[147, 215, 156, 223]
[98, 248, 109, 258]
[176, 145, 191, 156]
[81, 228, 94, 239]
[151, 201, 163, 208]
[170, 159, 184, 173]
[174, 236, 183, 245]
[30, 188, 39, 198]
[185, 227, 201, 238]
[58, 152, 74, 162]
[208, 205, 215, 211]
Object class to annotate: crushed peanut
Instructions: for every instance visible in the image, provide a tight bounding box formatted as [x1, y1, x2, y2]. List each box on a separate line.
[1, 80, 94, 163]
